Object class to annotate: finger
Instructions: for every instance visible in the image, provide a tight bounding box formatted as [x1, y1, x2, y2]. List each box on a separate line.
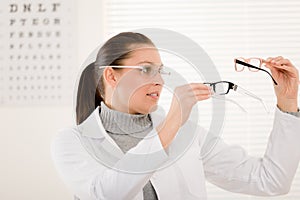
[266, 63, 298, 80]
[188, 83, 211, 93]
[188, 83, 212, 99]
[267, 57, 295, 68]
[192, 88, 211, 96]
[273, 59, 294, 68]
[195, 93, 211, 101]
[273, 56, 284, 61]
[189, 83, 211, 90]
[266, 56, 284, 64]
[266, 57, 273, 62]
[265, 62, 295, 73]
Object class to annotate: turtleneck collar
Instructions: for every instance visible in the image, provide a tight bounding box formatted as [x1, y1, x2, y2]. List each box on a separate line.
[99, 101, 153, 135]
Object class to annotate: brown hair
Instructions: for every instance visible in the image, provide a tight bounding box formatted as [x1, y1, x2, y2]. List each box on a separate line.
[76, 32, 155, 124]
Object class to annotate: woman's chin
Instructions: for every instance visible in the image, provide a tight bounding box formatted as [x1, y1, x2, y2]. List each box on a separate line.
[137, 104, 158, 114]
[148, 104, 158, 113]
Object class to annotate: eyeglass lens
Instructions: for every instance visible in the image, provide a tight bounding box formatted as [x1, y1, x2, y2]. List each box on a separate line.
[141, 65, 170, 77]
[213, 82, 230, 95]
[204, 81, 231, 95]
[235, 58, 261, 72]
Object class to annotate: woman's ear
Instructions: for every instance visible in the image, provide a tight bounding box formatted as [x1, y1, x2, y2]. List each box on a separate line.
[103, 67, 119, 88]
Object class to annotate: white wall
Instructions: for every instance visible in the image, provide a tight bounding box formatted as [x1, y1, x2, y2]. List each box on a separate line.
[0, 0, 104, 199]
[0, 106, 73, 199]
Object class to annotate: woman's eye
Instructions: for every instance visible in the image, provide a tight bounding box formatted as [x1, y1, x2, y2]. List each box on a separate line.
[142, 66, 153, 74]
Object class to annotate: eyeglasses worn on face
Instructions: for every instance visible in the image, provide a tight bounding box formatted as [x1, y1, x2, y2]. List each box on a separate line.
[204, 81, 269, 113]
[99, 65, 171, 78]
[234, 58, 278, 85]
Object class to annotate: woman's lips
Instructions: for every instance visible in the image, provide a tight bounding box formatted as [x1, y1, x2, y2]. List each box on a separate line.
[146, 92, 159, 99]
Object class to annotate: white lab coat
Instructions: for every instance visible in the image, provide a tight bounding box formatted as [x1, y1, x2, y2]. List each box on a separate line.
[51, 106, 300, 200]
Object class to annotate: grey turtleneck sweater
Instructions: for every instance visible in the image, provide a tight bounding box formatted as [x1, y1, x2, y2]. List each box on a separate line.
[99, 102, 158, 200]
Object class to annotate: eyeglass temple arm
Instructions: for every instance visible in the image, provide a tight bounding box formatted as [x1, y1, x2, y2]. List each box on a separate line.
[211, 95, 247, 113]
[235, 59, 278, 85]
[232, 84, 260, 100]
[232, 84, 269, 113]
[98, 66, 143, 69]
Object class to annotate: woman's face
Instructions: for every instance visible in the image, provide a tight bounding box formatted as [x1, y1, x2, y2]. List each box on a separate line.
[108, 46, 165, 114]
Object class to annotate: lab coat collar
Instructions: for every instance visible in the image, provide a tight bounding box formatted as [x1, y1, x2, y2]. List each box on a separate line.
[77, 106, 105, 139]
[77, 106, 165, 139]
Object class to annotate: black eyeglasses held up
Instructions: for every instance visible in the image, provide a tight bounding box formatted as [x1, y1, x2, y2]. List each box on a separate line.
[203, 81, 269, 113]
[234, 58, 278, 85]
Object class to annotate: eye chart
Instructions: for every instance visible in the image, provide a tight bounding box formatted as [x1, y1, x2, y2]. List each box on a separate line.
[0, 1, 77, 105]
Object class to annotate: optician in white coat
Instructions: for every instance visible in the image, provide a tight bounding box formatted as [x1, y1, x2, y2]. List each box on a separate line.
[52, 105, 300, 200]
[51, 32, 300, 200]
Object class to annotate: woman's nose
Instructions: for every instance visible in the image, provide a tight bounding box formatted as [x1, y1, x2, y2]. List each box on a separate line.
[151, 73, 165, 85]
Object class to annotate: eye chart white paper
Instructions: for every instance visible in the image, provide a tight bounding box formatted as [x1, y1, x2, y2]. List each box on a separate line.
[0, 1, 77, 105]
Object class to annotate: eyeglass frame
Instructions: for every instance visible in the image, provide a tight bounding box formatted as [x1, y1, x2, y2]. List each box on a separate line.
[234, 58, 278, 85]
[98, 65, 171, 78]
[203, 81, 235, 95]
[203, 80, 269, 113]
[235, 57, 266, 72]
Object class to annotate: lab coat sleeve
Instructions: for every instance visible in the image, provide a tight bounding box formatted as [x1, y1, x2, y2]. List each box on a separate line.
[203, 107, 300, 196]
[51, 128, 168, 200]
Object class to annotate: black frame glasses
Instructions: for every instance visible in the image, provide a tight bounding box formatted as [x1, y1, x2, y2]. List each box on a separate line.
[204, 81, 235, 95]
[204, 81, 269, 113]
[234, 59, 278, 85]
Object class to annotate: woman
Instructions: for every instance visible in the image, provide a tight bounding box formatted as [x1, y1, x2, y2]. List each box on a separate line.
[51, 32, 300, 200]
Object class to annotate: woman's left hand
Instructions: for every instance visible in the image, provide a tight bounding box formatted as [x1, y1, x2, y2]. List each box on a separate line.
[265, 56, 299, 112]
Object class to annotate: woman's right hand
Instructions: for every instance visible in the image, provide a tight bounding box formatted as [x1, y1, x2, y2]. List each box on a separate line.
[156, 83, 211, 148]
